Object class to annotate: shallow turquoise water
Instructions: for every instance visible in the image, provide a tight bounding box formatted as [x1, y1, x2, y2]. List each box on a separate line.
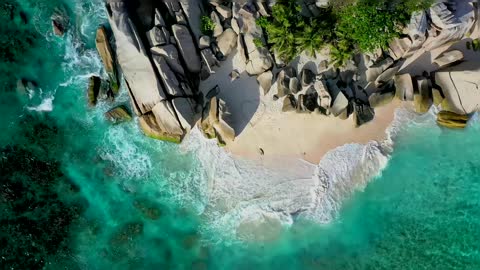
[2, 0, 480, 269]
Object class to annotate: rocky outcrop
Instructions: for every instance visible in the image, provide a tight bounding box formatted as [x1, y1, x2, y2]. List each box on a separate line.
[408, 11, 428, 48]
[366, 57, 394, 82]
[369, 91, 395, 108]
[105, 105, 132, 124]
[282, 94, 297, 112]
[388, 37, 411, 60]
[330, 91, 349, 117]
[414, 78, 433, 114]
[200, 95, 235, 145]
[51, 10, 68, 37]
[301, 68, 316, 87]
[87, 76, 101, 107]
[96, 26, 119, 94]
[276, 67, 296, 97]
[257, 71, 273, 95]
[314, 80, 331, 113]
[394, 74, 414, 101]
[436, 110, 469, 129]
[435, 61, 480, 114]
[244, 34, 273, 75]
[172, 24, 202, 74]
[216, 28, 237, 57]
[354, 103, 375, 127]
[433, 50, 463, 69]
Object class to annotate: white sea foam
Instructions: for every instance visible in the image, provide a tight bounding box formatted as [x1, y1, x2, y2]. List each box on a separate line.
[182, 107, 422, 241]
[27, 95, 54, 112]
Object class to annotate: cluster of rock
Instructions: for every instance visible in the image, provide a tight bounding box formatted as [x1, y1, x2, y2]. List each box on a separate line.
[407, 0, 476, 50]
[273, 63, 375, 127]
[206, 1, 275, 79]
[101, 0, 235, 145]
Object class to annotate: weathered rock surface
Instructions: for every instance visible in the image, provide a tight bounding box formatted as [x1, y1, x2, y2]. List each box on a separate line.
[276, 67, 296, 97]
[199, 35, 211, 49]
[96, 25, 119, 94]
[430, 2, 461, 30]
[150, 101, 185, 142]
[354, 103, 375, 127]
[151, 45, 186, 76]
[388, 37, 411, 60]
[243, 34, 274, 75]
[369, 91, 395, 108]
[433, 50, 463, 69]
[330, 91, 349, 117]
[414, 78, 432, 114]
[375, 65, 401, 87]
[394, 74, 414, 101]
[51, 10, 68, 37]
[314, 80, 331, 112]
[257, 71, 273, 95]
[216, 28, 238, 57]
[107, 2, 164, 113]
[146, 26, 167, 47]
[211, 11, 224, 37]
[105, 105, 132, 124]
[289, 77, 301, 94]
[436, 110, 469, 129]
[408, 11, 428, 47]
[366, 57, 394, 83]
[282, 94, 297, 112]
[435, 62, 480, 114]
[301, 68, 316, 87]
[200, 96, 235, 145]
[172, 24, 202, 74]
[87, 76, 101, 106]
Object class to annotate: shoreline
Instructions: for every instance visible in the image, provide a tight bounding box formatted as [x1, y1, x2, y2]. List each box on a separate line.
[226, 99, 403, 164]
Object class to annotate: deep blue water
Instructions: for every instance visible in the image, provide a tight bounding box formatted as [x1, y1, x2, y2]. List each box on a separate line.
[1, 0, 480, 269]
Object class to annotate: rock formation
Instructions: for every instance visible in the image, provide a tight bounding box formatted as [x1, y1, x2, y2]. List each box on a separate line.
[105, 105, 132, 124]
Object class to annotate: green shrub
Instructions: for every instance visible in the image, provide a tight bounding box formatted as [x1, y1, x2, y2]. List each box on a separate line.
[253, 38, 264, 48]
[257, 0, 432, 66]
[200, 15, 215, 35]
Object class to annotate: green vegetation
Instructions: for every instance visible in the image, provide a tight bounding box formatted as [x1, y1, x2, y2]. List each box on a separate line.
[201, 15, 215, 35]
[257, 0, 432, 66]
[253, 37, 264, 48]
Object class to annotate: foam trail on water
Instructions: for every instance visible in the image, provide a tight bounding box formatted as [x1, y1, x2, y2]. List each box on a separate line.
[183, 107, 421, 241]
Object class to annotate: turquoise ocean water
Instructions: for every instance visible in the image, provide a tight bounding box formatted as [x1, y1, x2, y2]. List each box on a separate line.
[1, 0, 480, 269]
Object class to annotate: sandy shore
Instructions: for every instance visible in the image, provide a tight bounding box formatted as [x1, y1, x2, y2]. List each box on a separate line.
[199, 50, 403, 165]
[226, 99, 402, 164]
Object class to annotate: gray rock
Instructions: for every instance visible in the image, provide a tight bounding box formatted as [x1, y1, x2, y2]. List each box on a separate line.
[394, 74, 414, 101]
[175, 10, 188, 25]
[257, 71, 273, 95]
[154, 8, 166, 26]
[354, 103, 375, 127]
[199, 35, 211, 49]
[289, 77, 301, 94]
[152, 55, 193, 97]
[433, 50, 463, 69]
[388, 37, 411, 60]
[330, 91, 349, 117]
[434, 61, 480, 114]
[375, 65, 401, 88]
[314, 80, 331, 112]
[105, 105, 132, 124]
[302, 88, 319, 112]
[200, 96, 235, 145]
[172, 24, 202, 74]
[146, 26, 167, 47]
[149, 101, 185, 142]
[107, 4, 164, 113]
[230, 70, 240, 81]
[243, 34, 273, 75]
[414, 78, 433, 114]
[151, 45, 185, 76]
[276, 67, 296, 97]
[282, 94, 297, 112]
[369, 91, 395, 108]
[430, 3, 461, 30]
[408, 11, 428, 47]
[366, 57, 394, 83]
[201, 48, 220, 74]
[87, 76, 101, 107]
[96, 25, 119, 94]
[216, 28, 238, 57]
[172, 97, 196, 132]
[300, 68, 316, 87]
[211, 11, 224, 37]
[216, 5, 232, 19]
